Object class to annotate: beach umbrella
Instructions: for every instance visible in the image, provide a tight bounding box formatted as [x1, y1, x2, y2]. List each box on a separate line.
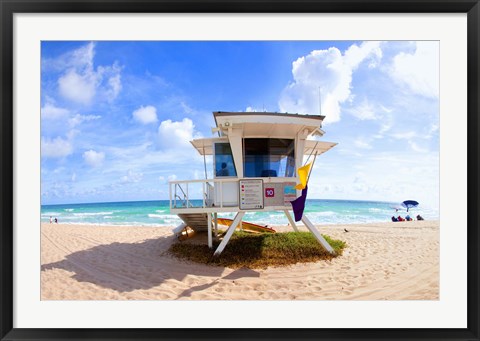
[401, 200, 419, 212]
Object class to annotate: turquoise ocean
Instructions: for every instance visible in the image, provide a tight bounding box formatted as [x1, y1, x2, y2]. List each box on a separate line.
[41, 199, 439, 227]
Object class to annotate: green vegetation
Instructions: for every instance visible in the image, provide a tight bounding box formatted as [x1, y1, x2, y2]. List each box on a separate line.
[168, 231, 347, 269]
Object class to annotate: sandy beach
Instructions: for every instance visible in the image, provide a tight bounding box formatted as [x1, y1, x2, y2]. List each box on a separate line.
[41, 221, 439, 300]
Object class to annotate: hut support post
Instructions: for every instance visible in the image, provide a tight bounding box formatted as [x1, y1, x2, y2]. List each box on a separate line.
[172, 222, 187, 238]
[213, 212, 245, 256]
[283, 210, 299, 232]
[207, 213, 213, 249]
[301, 215, 335, 254]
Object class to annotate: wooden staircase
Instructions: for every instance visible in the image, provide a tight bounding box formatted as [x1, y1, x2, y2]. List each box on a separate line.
[177, 213, 210, 232]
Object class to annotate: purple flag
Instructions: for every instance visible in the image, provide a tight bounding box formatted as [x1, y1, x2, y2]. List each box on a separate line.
[290, 186, 308, 222]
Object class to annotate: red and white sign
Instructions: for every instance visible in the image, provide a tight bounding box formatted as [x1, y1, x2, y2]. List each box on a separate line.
[265, 188, 275, 197]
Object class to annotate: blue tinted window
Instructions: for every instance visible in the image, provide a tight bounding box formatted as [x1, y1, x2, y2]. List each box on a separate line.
[244, 139, 295, 177]
[215, 143, 237, 177]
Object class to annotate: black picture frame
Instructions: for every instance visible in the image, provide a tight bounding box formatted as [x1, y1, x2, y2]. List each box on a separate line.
[1, 1, 479, 340]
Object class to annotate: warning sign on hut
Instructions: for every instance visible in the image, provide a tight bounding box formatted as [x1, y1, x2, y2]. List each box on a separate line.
[239, 179, 264, 210]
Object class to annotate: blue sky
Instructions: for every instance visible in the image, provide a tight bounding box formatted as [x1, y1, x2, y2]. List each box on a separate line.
[41, 41, 439, 208]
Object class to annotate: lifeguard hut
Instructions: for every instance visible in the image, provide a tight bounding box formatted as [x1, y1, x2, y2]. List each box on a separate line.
[169, 111, 337, 256]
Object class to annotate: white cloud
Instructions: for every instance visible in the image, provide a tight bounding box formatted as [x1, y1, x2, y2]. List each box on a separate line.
[354, 138, 372, 149]
[133, 105, 158, 124]
[307, 151, 439, 208]
[83, 150, 105, 167]
[390, 41, 439, 98]
[391, 131, 431, 153]
[180, 101, 195, 115]
[41, 181, 73, 199]
[378, 120, 393, 136]
[68, 114, 101, 127]
[245, 106, 266, 112]
[379, 105, 393, 113]
[100, 141, 208, 186]
[71, 42, 95, 70]
[344, 42, 383, 68]
[158, 118, 201, 149]
[56, 42, 122, 105]
[41, 103, 70, 120]
[390, 131, 429, 152]
[105, 67, 122, 102]
[66, 129, 79, 140]
[425, 123, 439, 139]
[121, 170, 143, 183]
[408, 141, 428, 153]
[373, 106, 395, 137]
[347, 99, 377, 120]
[41, 136, 73, 158]
[279, 42, 382, 123]
[194, 169, 204, 180]
[43, 41, 94, 72]
[391, 131, 416, 140]
[58, 69, 98, 105]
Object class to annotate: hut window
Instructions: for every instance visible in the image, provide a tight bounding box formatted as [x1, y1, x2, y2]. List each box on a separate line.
[214, 143, 237, 177]
[243, 138, 295, 177]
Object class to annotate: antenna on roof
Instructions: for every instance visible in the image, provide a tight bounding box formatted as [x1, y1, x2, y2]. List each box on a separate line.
[318, 86, 322, 116]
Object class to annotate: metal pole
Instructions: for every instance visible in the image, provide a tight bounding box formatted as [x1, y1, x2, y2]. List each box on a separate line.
[203, 145, 208, 179]
[307, 151, 318, 184]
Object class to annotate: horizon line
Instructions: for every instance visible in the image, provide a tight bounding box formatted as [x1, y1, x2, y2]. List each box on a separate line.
[41, 197, 400, 207]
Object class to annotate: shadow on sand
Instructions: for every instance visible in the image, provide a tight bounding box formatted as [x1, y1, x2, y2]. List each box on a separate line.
[41, 235, 260, 298]
[176, 267, 260, 299]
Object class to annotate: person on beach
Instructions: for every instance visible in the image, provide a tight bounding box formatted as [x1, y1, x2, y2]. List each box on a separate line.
[405, 214, 412, 221]
[54, 217, 58, 223]
[397, 215, 405, 221]
[391, 216, 398, 222]
[49, 216, 53, 224]
[416, 214, 424, 221]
